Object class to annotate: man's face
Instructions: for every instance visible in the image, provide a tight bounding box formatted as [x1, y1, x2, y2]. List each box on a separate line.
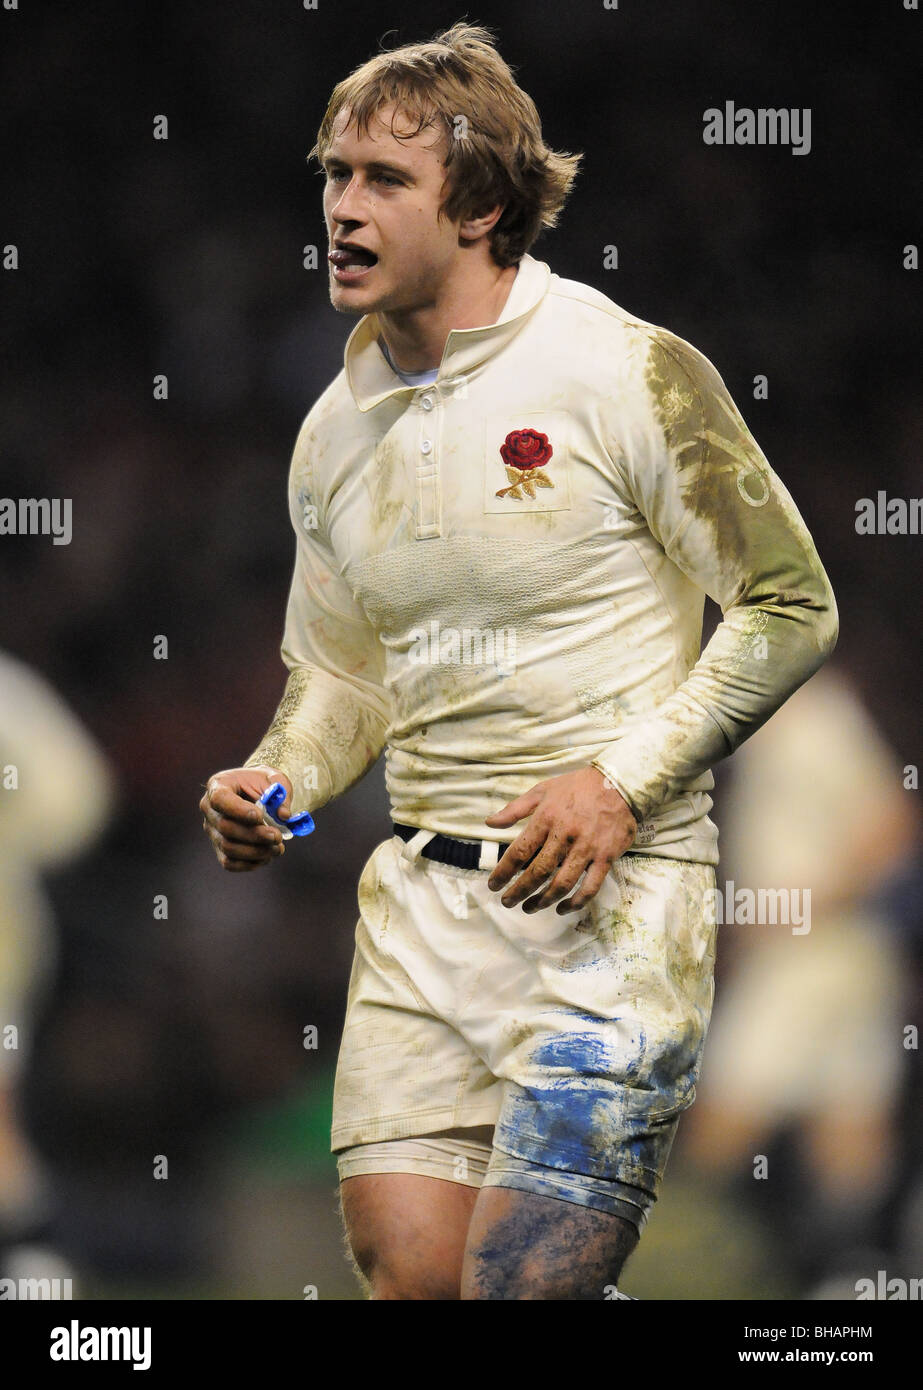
[322, 103, 463, 316]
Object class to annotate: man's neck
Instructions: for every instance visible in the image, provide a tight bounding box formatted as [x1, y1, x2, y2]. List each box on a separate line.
[378, 260, 518, 374]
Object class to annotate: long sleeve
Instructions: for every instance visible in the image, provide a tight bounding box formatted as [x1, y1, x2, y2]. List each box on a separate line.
[591, 332, 839, 823]
[244, 418, 391, 816]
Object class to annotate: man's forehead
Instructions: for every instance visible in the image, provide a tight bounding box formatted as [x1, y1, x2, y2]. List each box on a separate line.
[328, 103, 446, 161]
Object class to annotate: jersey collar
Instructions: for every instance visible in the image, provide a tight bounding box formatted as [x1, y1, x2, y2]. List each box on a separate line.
[343, 253, 552, 412]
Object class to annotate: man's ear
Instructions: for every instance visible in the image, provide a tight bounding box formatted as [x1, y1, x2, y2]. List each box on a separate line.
[459, 202, 506, 245]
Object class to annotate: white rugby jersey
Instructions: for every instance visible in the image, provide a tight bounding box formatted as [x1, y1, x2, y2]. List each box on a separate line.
[245, 253, 837, 864]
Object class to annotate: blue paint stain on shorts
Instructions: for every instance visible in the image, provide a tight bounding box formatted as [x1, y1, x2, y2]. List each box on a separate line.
[531, 1030, 615, 1073]
[492, 1024, 688, 1185]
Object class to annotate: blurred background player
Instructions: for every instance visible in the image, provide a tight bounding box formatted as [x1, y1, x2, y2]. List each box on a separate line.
[684, 664, 920, 1296]
[0, 649, 114, 1292]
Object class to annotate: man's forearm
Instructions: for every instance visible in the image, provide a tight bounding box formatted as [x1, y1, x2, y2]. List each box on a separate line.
[591, 586, 838, 822]
[244, 666, 389, 815]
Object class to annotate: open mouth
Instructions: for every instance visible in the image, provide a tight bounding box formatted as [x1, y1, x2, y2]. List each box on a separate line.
[329, 244, 378, 281]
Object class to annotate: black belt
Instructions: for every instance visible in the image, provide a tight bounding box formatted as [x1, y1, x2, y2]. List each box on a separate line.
[392, 822, 512, 870]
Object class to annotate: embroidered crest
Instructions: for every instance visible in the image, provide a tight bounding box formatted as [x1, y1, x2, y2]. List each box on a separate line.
[495, 428, 554, 500]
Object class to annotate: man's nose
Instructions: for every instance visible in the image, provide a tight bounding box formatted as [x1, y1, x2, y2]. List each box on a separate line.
[331, 177, 367, 224]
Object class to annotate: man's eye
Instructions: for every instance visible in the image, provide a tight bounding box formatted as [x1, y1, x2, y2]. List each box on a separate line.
[326, 169, 401, 187]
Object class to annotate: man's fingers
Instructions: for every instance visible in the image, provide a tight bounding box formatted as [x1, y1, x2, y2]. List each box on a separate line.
[200, 768, 294, 871]
[202, 798, 271, 840]
[211, 832, 281, 862]
[556, 859, 613, 913]
[495, 834, 574, 908]
[488, 821, 548, 891]
[202, 813, 284, 864]
[209, 813, 280, 847]
[484, 787, 543, 828]
[521, 848, 591, 913]
[205, 783, 265, 826]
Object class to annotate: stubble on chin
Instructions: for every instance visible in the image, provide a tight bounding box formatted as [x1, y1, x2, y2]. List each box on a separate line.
[330, 296, 366, 316]
[328, 279, 369, 316]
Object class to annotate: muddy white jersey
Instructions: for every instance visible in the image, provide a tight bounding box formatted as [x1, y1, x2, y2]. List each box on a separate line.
[246, 253, 837, 863]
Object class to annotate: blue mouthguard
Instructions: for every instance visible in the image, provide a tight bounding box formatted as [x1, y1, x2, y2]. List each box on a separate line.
[258, 782, 315, 840]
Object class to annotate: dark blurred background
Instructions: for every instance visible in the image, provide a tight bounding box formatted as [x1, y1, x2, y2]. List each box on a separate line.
[0, 0, 920, 1299]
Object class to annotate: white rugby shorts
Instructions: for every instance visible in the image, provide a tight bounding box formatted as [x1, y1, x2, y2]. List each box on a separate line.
[332, 833, 718, 1226]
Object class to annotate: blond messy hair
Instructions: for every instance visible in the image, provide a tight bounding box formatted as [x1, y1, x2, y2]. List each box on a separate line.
[309, 21, 582, 268]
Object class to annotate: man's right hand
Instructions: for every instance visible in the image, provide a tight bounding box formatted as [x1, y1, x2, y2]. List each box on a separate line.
[200, 766, 294, 872]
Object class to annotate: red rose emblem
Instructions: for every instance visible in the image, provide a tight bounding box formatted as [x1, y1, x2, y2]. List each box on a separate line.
[500, 429, 553, 470]
[496, 427, 555, 500]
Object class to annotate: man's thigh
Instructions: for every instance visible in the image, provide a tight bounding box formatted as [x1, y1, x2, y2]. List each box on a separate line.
[462, 1185, 640, 1300]
[338, 1126, 494, 1299]
[339, 1172, 479, 1300]
[336, 1124, 648, 1299]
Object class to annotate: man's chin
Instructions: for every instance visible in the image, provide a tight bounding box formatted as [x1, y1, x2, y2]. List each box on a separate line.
[329, 294, 367, 316]
[329, 277, 384, 316]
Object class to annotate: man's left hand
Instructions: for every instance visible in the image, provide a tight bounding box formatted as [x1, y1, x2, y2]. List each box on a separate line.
[484, 766, 637, 915]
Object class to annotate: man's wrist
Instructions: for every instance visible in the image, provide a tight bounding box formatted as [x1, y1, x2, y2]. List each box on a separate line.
[243, 759, 287, 780]
[589, 758, 643, 823]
